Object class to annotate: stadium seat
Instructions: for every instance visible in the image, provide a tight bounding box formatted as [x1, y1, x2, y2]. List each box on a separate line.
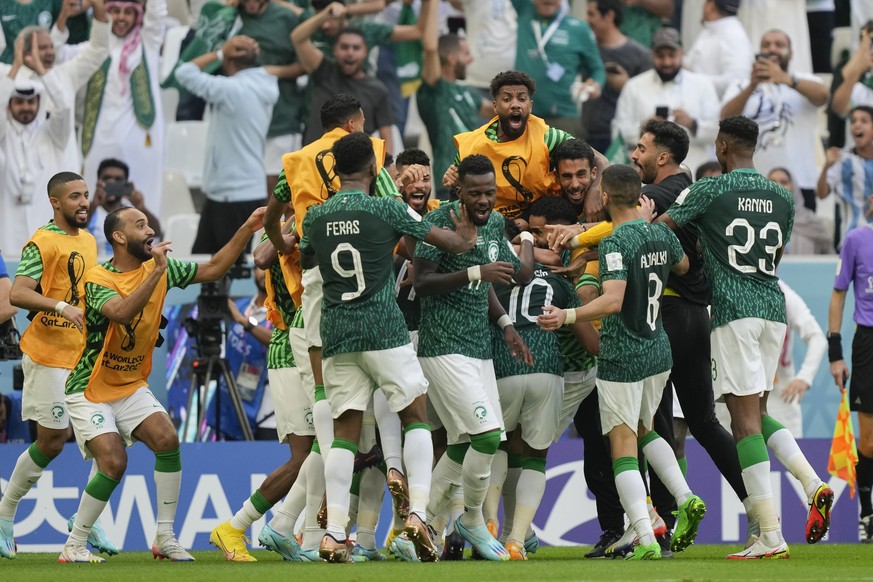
[160, 25, 191, 83]
[161, 170, 195, 223]
[163, 213, 201, 256]
[166, 0, 192, 27]
[165, 121, 208, 189]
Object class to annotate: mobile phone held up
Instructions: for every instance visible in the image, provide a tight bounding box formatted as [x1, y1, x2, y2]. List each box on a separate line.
[104, 181, 133, 199]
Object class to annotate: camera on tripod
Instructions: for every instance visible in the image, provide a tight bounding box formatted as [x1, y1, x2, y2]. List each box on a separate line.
[0, 317, 22, 361]
[183, 263, 251, 358]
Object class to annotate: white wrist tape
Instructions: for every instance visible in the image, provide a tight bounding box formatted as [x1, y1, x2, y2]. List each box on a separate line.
[564, 309, 577, 325]
[568, 233, 582, 249]
[55, 301, 70, 316]
[467, 265, 482, 282]
[215, 49, 224, 63]
[519, 231, 534, 244]
[497, 314, 513, 330]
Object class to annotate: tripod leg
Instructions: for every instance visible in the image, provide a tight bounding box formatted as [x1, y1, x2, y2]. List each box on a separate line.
[219, 359, 255, 441]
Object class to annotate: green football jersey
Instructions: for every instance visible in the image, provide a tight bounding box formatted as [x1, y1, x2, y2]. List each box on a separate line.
[300, 190, 432, 357]
[557, 274, 600, 374]
[597, 220, 684, 383]
[492, 265, 580, 379]
[667, 169, 794, 329]
[415, 201, 521, 360]
[266, 260, 296, 370]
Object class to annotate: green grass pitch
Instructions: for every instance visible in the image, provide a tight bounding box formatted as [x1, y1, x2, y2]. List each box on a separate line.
[4, 545, 873, 581]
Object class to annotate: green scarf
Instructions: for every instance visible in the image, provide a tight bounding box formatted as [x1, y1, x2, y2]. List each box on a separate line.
[82, 49, 156, 156]
[161, 2, 238, 92]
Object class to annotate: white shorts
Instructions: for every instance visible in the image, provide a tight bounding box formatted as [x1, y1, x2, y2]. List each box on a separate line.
[301, 267, 323, 348]
[21, 354, 71, 429]
[67, 387, 166, 460]
[323, 343, 428, 418]
[597, 370, 671, 436]
[711, 318, 786, 402]
[497, 373, 563, 451]
[268, 367, 315, 441]
[419, 354, 504, 445]
[555, 367, 597, 441]
[265, 133, 302, 175]
[288, 326, 316, 405]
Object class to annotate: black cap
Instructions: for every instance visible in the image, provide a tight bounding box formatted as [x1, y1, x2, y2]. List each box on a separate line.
[652, 27, 681, 50]
[714, 0, 740, 15]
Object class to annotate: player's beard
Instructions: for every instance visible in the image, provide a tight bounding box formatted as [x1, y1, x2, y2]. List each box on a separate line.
[127, 236, 152, 262]
[63, 208, 89, 229]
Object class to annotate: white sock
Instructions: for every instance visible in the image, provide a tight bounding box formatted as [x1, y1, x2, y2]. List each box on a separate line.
[501, 466, 521, 543]
[484, 449, 508, 525]
[509, 469, 545, 542]
[68, 492, 108, 545]
[766, 428, 822, 499]
[403, 426, 433, 519]
[374, 391, 403, 472]
[615, 469, 655, 546]
[641, 434, 692, 504]
[0, 447, 46, 520]
[355, 467, 384, 549]
[427, 454, 463, 524]
[742, 460, 784, 545]
[269, 455, 310, 532]
[302, 452, 326, 550]
[324, 445, 354, 539]
[230, 497, 264, 531]
[313, 400, 334, 451]
[459, 448, 493, 528]
[155, 469, 182, 538]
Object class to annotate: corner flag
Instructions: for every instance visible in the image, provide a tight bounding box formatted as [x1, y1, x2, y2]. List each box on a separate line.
[828, 388, 858, 498]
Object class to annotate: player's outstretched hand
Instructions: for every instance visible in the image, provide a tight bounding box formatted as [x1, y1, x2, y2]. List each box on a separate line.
[150, 240, 173, 271]
[442, 164, 459, 188]
[537, 305, 567, 331]
[551, 253, 588, 279]
[479, 261, 515, 285]
[450, 204, 477, 251]
[244, 207, 268, 233]
[60, 304, 84, 331]
[545, 223, 583, 252]
[638, 195, 657, 222]
[830, 359, 849, 390]
[503, 326, 533, 366]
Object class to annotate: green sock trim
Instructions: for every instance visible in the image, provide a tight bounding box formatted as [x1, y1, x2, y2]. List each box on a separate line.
[522, 457, 547, 474]
[154, 448, 181, 473]
[27, 442, 51, 469]
[612, 456, 639, 477]
[446, 443, 469, 464]
[84, 471, 120, 502]
[332, 438, 358, 454]
[311, 440, 321, 455]
[404, 422, 431, 434]
[470, 430, 501, 455]
[507, 452, 523, 469]
[761, 415, 785, 442]
[678, 457, 687, 477]
[250, 490, 272, 514]
[350, 472, 361, 496]
[736, 434, 770, 469]
[314, 384, 326, 402]
[638, 431, 660, 449]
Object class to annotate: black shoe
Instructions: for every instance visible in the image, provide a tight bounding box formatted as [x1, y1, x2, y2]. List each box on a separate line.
[353, 445, 384, 473]
[442, 531, 465, 561]
[585, 529, 623, 558]
[657, 530, 674, 559]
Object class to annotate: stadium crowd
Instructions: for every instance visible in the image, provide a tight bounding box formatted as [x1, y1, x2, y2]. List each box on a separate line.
[1, 0, 873, 566]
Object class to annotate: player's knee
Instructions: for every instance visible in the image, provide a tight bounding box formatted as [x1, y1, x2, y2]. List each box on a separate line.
[39, 433, 67, 459]
[859, 436, 873, 459]
[470, 430, 501, 455]
[100, 453, 128, 480]
[152, 430, 180, 453]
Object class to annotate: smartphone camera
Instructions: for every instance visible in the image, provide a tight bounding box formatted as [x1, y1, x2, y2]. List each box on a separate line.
[104, 181, 133, 199]
[655, 106, 669, 119]
[605, 62, 621, 75]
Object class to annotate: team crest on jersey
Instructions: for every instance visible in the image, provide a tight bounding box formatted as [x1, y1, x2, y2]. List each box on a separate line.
[473, 405, 487, 421]
[90, 412, 105, 428]
[38, 10, 52, 27]
[304, 411, 314, 429]
[488, 241, 499, 262]
[50, 405, 64, 420]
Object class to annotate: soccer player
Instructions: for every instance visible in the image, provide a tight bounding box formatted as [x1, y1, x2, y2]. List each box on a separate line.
[660, 115, 833, 559]
[414, 154, 534, 561]
[539, 164, 704, 561]
[59, 205, 266, 563]
[299, 132, 476, 563]
[2, 172, 116, 559]
[209, 220, 314, 562]
[263, 93, 400, 557]
[827, 223, 873, 542]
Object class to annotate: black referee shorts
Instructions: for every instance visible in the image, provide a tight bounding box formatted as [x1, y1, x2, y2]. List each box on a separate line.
[850, 325, 873, 414]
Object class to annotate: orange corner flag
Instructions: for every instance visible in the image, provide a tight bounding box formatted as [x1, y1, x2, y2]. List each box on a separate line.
[828, 388, 859, 498]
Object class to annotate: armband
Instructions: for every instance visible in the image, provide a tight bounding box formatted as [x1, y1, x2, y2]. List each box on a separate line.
[497, 314, 513, 330]
[55, 301, 70, 316]
[467, 265, 482, 282]
[827, 332, 843, 363]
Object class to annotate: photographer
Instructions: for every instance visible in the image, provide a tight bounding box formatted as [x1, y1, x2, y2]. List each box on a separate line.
[87, 158, 162, 256]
